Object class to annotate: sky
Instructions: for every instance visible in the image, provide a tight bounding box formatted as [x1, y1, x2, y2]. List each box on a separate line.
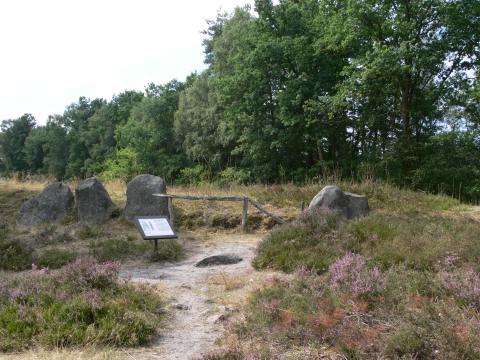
[0, 0, 253, 124]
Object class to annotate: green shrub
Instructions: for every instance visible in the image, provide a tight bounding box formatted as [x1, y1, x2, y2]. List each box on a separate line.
[77, 225, 104, 240]
[253, 209, 344, 273]
[0, 257, 164, 352]
[0, 239, 33, 271]
[178, 165, 210, 185]
[35, 249, 77, 269]
[150, 239, 184, 262]
[383, 323, 431, 359]
[101, 147, 143, 183]
[88, 238, 150, 262]
[210, 213, 241, 229]
[218, 167, 251, 185]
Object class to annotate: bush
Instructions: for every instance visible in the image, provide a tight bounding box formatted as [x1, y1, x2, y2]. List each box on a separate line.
[101, 147, 143, 183]
[218, 167, 251, 186]
[253, 209, 344, 273]
[0, 239, 33, 271]
[150, 239, 184, 262]
[88, 238, 150, 262]
[35, 248, 77, 269]
[178, 165, 210, 185]
[77, 225, 104, 240]
[0, 257, 164, 352]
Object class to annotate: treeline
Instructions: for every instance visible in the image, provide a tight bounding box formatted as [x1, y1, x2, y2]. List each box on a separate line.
[1, 0, 479, 200]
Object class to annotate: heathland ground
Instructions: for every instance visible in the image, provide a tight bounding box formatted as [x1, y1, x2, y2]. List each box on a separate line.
[1, 178, 479, 359]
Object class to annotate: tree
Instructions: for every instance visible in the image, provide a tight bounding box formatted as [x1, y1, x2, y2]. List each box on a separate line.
[63, 97, 105, 178]
[24, 127, 48, 173]
[317, 0, 480, 178]
[0, 114, 36, 173]
[42, 116, 69, 179]
[174, 72, 227, 173]
[115, 80, 187, 181]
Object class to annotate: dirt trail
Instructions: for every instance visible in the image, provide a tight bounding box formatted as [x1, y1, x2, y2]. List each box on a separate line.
[120, 233, 265, 360]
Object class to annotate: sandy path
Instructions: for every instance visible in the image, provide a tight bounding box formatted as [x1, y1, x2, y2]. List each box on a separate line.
[120, 233, 263, 360]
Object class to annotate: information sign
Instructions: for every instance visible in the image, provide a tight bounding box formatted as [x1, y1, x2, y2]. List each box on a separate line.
[134, 216, 177, 240]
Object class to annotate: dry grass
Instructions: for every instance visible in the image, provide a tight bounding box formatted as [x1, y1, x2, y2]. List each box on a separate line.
[0, 348, 126, 360]
[3, 177, 480, 359]
[208, 272, 245, 292]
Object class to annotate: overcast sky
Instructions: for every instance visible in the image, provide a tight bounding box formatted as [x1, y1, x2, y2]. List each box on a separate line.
[0, 0, 253, 124]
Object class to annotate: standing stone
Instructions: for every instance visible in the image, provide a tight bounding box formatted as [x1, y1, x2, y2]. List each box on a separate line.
[17, 182, 74, 226]
[75, 177, 115, 225]
[125, 174, 168, 221]
[308, 185, 369, 219]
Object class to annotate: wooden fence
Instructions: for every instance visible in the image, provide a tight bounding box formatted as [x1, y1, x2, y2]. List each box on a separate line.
[152, 193, 286, 232]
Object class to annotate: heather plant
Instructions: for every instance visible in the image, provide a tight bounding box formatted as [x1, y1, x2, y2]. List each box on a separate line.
[53, 256, 121, 290]
[328, 253, 384, 297]
[197, 348, 246, 360]
[382, 302, 480, 359]
[0, 257, 164, 352]
[440, 267, 480, 308]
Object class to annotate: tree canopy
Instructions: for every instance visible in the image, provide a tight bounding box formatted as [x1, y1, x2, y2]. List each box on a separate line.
[1, 0, 479, 200]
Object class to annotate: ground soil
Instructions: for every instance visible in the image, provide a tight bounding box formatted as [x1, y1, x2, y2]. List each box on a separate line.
[121, 232, 273, 360]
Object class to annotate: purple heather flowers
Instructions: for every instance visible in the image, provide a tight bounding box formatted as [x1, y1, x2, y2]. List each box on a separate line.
[328, 253, 384, 296]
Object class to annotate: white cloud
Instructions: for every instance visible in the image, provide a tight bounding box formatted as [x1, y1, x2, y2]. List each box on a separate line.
[0, 0, 253, 124]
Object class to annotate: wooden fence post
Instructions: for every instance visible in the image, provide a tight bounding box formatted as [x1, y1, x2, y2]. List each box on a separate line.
[242, 197, 248, 232]
[167, 196, 174, 228]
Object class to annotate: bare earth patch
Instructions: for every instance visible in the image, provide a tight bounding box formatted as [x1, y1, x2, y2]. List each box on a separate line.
[120, 232, 278, 360]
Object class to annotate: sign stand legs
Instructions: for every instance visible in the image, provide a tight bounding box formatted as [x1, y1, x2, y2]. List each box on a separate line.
[154, 239, 158, 252]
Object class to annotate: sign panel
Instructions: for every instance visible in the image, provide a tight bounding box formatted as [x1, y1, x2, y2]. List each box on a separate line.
[134, 216, 177, 240]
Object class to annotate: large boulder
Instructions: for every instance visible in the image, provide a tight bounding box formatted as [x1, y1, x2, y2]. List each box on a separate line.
[17, 182, 74, 226]
[75, 177, 116, 225]
[308, 185, 369, 219]
[125, 174, 169, 221]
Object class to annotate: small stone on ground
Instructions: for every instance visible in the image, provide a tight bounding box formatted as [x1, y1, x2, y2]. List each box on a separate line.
[195, 254, 243, 267]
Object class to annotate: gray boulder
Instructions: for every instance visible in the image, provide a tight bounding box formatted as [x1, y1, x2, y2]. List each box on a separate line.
[75, 177, 116, 224]
[308, 185, 369, 219]
[17, 182, 74, 226]
[125, 174, 168, 221]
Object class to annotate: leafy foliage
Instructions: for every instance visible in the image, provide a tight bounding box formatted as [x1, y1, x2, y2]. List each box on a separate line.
[1, 0, 479, 201]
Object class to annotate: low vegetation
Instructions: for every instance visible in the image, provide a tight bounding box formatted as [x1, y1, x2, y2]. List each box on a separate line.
[205, 181, 480, 359]
[2, 178, 480, 358]
[227, 265, 480, 359]
[0, 257, 164, 352]
[0, 179, 188, 272]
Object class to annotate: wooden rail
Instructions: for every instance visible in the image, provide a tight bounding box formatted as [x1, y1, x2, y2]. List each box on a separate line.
[152, 193, 286, 232]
